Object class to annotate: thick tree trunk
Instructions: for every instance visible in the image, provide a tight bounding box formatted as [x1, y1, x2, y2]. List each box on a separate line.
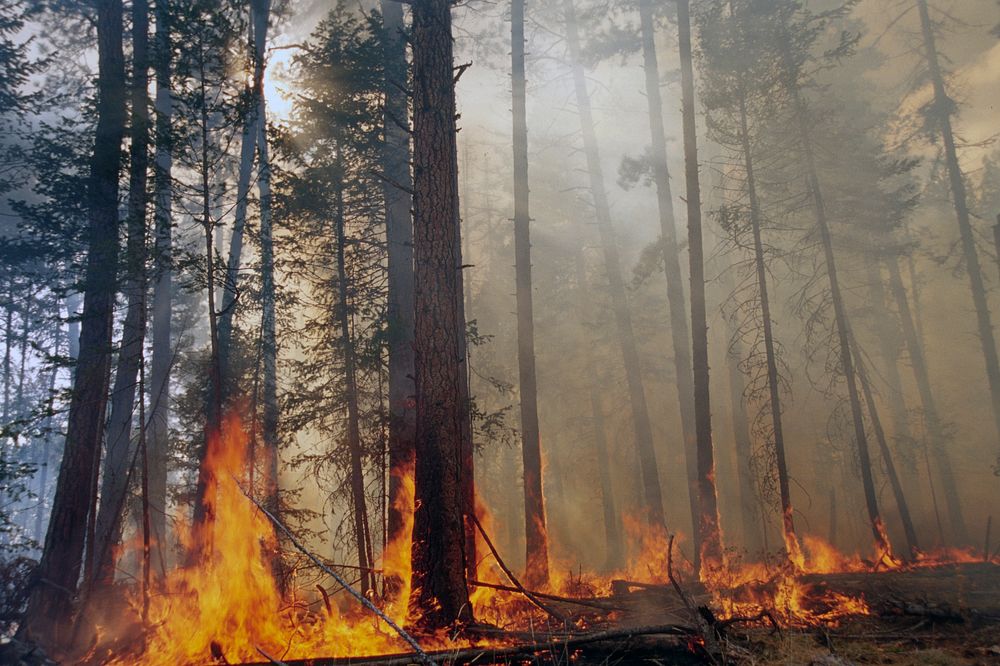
[380, 0, 416, 550]
[408, 0, 474, 631]
[147, 0, 173, 578]
[18, 0, 127, 645]
[637, 0, 700, 565]
[782, 53, 894, 560]
[564, 0, 666, 532]
[886, 258, 968, 542]
[916, 0, 1000, 464]
[335, 180, 372, 596]
[92, 0, 151, 588]
[511, 0, 548, 589]
[676, 0, 723, 572]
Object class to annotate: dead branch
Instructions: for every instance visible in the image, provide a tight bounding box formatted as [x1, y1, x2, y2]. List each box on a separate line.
[234, 477, 437, 666]
[468, 513, 569, 626]
[467, 579, 623, 611]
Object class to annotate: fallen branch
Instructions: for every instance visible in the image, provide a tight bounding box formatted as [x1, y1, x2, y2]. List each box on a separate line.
[233, 477, 437, 666]
[667, 534, 720, 662]
[468, 513, 569, 626]
[467, 579, 623, 611]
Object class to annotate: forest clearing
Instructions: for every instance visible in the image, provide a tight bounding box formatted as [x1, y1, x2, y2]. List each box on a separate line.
[1, 0, 999, 663]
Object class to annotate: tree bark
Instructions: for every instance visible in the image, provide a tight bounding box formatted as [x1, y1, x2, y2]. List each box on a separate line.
[511, 0, 549, 589]
[916, 0, 1000, 465]
[408, 0, 474, 631]
[637, 0, 701, 566]
[564, 0, 666, 532]
[92, 0, 151, 588]
[148, 0, 173, 578]
[676, 0, 723, 572]
[380, 0, 416, 550]
[18, 0, 127, 646]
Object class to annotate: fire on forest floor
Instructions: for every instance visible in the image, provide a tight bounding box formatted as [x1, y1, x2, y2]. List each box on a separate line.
[59, 415, 1000, 666]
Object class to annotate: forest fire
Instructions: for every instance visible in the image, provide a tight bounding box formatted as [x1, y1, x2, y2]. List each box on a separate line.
[4, 0, 1000, 663]
[81, 414, 995, 665]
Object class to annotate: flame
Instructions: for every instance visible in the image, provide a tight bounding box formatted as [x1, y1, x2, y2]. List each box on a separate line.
[98, 415, 990, 662]
[104, 414, 496, 665]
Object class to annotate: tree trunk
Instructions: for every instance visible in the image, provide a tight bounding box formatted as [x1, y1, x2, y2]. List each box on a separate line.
[886, 257, 968, 542]
[511, 0, 549, 589]
[251, 0, 279, 559]
[734, 89, 800, 566]
[408, 0, 473, 631]
[572, 247, 625, 570]
[147, 0, 173, 578]
[851, 335, 920, 557]
[34, 317, 62, 542]
[192, 40, 223, 538]
[564, 0, 666, 532]
[676, 0, 723, 572]
[781, 47, 894, 560]
[217, 12, 266, 376]
[18, 0, 127, 645]
[637, 0, 701, 566]
[335, 179, 372, 596]
[916, 0, 1000, 466]
[92, 0, 151, 588]
[2, 280, 11, 424]
[380, 0, 416, 550]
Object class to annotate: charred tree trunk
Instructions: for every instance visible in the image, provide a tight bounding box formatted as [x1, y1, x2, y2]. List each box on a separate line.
[564, 0, 666, 532]
[335, 179, 372, 596]
[886, 257, 968, 543]
[408, 0, 474, 631]
[93, 0, 151, 588]
[916, 0, 1000, 466]
[147, 0, 172, 578]
[18, 0, 126, 645]
[781, 46, 894, 560]
[381, 0, 416, 550]
[734, 90, 800, 566]
[638, 0, 701, 564]
[511, 0, 549, 589]
[676, 0, 723, 571]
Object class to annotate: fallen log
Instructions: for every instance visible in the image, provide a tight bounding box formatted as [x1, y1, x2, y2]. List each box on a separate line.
[236, 623, 698, 666]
